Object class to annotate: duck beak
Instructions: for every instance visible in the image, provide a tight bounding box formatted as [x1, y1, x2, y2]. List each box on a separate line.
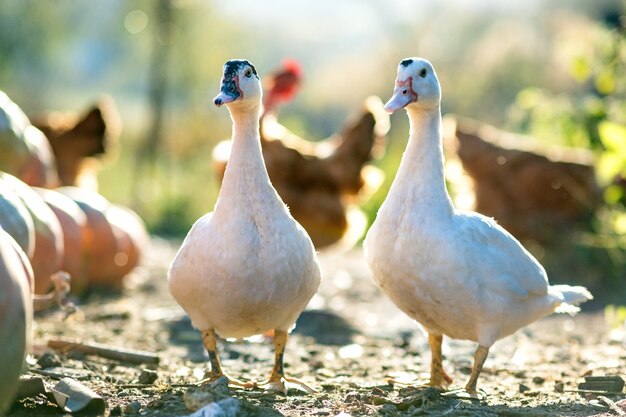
[214, 91, 236, 107]
[214, 77, 242, 107]
[384, 78, 417, 113]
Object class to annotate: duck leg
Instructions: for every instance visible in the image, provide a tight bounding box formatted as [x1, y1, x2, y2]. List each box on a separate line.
[258, 329, 316, 394]
[428, 333, 453, 389]
[465, 345, 489, 394]
[387, 333, 452, 388]
[200, 329, 254, 388]
[441, 345, 489, 400]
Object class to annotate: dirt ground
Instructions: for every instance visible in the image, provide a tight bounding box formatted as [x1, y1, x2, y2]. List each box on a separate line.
[9, 238, 626, 417]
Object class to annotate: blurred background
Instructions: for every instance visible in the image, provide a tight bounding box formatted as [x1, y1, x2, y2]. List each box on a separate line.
[1, 0, 625, 302]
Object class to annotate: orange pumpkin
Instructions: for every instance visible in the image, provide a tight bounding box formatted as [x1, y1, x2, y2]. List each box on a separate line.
[19, 126, 59, 188]
[35, 188, 87, 294]
[0, 91, 31, 176]
[0, 227, 32, 415]
[57, 187, 120, 289]
[106, 204, 148, 279]
[1, 173, 64, 294]
[56, 187, 147, 291]
[0, 91, 58, 188]
[0, 180, 35, 258]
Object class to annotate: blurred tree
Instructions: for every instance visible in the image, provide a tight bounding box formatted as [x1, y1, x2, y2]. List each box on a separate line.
[138, 0, 174, 168]
[133, 0, 174, 192]
[0, 2, 67, 104]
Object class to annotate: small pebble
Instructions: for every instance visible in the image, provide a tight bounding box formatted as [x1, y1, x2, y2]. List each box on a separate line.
[124, 400, 141, 415]
[519, 383, 531, 393]
[380, 403, 397, 413]
[320, 383, 338, 392]
[459, 366, 472, 375]
[37, 351, 62, 369]
[138, 369, 158, 385]
[183, 376, 230, 411]
[310, 359, 325, 370]
[343, 391, 361, 404]
[67, 350, 86, 360]
[227, 350, 241, 360]
[532, 376, 545, 384]
[371, 395, 390, 405]
[147, 398, 164, 409]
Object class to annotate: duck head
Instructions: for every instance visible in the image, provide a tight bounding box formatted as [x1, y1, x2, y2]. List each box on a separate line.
[384, 57, 441, 114]
[214, 59, 261, 107]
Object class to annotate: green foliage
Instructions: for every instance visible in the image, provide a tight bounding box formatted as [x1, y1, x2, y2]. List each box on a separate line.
[148, 194, 198, 237]
[360, 116, 408, 230]
[598, 121, 626, 205]
[0, 2, 67, 79]
[604, 304, 626, 329]
[508, 19, 626, 204]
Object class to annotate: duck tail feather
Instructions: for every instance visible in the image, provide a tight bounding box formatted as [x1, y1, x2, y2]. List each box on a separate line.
[550, 285, 593, 315]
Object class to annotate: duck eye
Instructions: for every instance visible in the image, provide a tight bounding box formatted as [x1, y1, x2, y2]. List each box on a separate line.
[402, 89, 408, 94]
[419, 68, 427, 78]
[245, 69, 252, 78]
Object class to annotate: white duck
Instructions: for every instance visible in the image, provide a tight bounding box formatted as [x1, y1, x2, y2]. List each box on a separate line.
[363, 57, 592, 396]
[168, 59, 321, 393]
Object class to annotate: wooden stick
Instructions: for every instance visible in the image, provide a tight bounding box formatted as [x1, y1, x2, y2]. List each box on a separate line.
[47, 339, 160, 365]
[598, 396, 626, 417]
[563, 389, 624, 395]
[30, 369, 68, 380]
[117, 383, 199, 388]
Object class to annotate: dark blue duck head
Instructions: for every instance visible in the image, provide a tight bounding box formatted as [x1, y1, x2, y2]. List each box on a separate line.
[214, 59, 259, 107]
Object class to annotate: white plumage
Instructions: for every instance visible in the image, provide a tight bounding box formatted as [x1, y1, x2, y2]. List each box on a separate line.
[168, 59, 320, 393]
[364, 57, 592, 395]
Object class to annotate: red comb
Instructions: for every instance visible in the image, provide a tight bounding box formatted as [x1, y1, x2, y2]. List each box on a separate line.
[282, 58, 302, 76]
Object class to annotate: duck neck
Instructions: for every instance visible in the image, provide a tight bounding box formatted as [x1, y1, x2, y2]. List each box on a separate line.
[216, 103, 275, 210]
[389, 106, 454, 217]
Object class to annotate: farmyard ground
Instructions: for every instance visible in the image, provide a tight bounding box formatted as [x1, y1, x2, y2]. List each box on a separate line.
[9, 239, 626, 417]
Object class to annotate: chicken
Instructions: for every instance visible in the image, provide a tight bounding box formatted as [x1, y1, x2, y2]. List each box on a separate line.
[443, 116, 602, 241]
[31, 96, 121, 191]
[263, 58, 303, 116]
